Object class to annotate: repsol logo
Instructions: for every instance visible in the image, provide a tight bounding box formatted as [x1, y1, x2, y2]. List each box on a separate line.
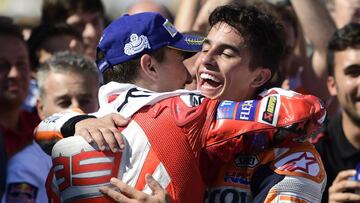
[205, 188, 248, 203]
[234, 155, 259, 168]
[224, 175, 250, 185]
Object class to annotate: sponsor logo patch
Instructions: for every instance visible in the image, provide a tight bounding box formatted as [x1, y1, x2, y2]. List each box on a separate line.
[124, 34, 151, 56]
[262, 96, 277, 123]
[258, 95, 280, 126]
[43, 115, 60, 123]
[206, 187, 249, 203]
[234, 155, 259, 168]
[180, 94, 204, 107]
[275, 152, 320, 176]
[6, 182, 38, 202]
[224, 172, 250, 185]
[163, 19, 178, 37]
[235, 100, 258, 121]
[217, 101, 236, 119]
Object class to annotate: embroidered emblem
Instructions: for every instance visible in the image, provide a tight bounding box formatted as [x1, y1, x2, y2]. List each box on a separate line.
[185, 36, 205, 45]
[163, 19, 178, 37]
[124, 34, 151, 56]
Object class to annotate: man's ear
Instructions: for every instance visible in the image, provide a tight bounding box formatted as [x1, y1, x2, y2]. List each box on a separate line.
[139, 54, 157, 81]
[36, 98, 46, 120]
[250, 68, 272, 88]
[327, 76, 337, 96]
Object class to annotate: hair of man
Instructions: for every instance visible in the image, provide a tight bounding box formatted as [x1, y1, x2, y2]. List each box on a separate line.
[28, 23, 83, 70]
[102, 47, 166, 84]
[0, 16, 25, 44]
[41, 0, 104, 24]
[327, 22, 360, 77]
[208, 3, 285, 80]
[37, 51, 100, 98]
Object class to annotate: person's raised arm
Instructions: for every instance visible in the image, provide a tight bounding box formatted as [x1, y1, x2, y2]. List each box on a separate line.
[174, 0, 201, 32]
[290, 0, 336, 100]
[192, 0, 233, 33]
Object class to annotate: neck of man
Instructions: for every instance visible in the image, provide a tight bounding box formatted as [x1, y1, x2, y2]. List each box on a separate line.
[0, 104, 21, 132]
[342, 112, 360, 150]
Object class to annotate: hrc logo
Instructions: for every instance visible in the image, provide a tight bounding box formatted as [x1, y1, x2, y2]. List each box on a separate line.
[262, 96, 277, 124]
[235, 100, 258, 121]
[217, 101, 236, 119]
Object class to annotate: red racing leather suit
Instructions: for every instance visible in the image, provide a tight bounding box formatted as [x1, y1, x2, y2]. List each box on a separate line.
[35, 82, 326, 203]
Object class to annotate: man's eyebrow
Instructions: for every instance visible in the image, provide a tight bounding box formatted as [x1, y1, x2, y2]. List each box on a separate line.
[203, 38, 242, 53]
[343, 64, 360, 72]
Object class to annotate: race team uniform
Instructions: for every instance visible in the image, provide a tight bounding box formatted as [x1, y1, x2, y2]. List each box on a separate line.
[2, 141, 52, 203]
[206, 142, 326, 202]
[35, 82, 326, 203]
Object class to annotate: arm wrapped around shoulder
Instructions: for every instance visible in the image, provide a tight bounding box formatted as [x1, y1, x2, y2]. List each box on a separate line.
[34, 109, 87, 155]
[206, 88, 326, 158]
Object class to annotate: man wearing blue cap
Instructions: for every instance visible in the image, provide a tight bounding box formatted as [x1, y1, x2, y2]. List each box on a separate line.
[35, 8, 326, 203]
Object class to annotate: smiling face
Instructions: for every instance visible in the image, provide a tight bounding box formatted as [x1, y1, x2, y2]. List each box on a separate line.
[196, 22, 267, 101]
[328, 48, 360, 123]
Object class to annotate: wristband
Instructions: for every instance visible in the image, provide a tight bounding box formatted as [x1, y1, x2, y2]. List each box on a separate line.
[61, 115, 96, 137]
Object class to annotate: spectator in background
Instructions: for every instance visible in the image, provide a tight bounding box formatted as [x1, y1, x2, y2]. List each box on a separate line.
[0, 16, 39, 199]
[28, 23, 84, 73]
[127, 0, 174, 23]
[22, 23, 85, 113]
[332, 0, 360, 28]
[0, 17, 39, 160]
[1, 51, 101, 203]
[36, 51, 99, 119]
[315, 23, 360, 203]
[41, 0, 105, 59]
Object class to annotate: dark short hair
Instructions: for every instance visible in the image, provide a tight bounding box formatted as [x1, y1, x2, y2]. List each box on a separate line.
[327, 23, 360, 76]
[209, 3, 285, 77]
[41, 0, 105, 24]
[28, 23, 83, 70]
[0, 16, 25, 42]
[102, 47, 166, 84]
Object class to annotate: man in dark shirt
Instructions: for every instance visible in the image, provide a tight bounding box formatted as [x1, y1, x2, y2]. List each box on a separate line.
[315, 22, 360, 202]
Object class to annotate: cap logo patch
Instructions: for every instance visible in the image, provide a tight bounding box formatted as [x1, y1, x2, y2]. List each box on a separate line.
[163, 19, 177, 37]
[185, 36, 204, 45]
[124, 33, 151, 56]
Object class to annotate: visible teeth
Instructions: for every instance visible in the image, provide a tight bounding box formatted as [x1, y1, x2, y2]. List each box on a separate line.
[200, 73, 220, 83]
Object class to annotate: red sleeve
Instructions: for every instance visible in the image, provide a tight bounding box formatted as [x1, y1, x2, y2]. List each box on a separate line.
[204, 93, 325, 163]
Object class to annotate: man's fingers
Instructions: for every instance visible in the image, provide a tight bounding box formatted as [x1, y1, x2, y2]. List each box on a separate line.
[145, 174, 163, 194]
[110, 177, 138, 198]
[99, 186, 131, 202]
[329, 179, 360, 193]
[101, 128, 120, 152]
[76, 128, 93, 143]
[329, 192, 360, 202]
[88, 129, 106, 150]
[333, 170, 356, 183]
[112, 114, 130, 127]
[115, 132, 126, 150]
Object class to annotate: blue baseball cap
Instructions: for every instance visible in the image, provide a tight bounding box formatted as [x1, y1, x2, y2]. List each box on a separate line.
[96, 12, 204, 72]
